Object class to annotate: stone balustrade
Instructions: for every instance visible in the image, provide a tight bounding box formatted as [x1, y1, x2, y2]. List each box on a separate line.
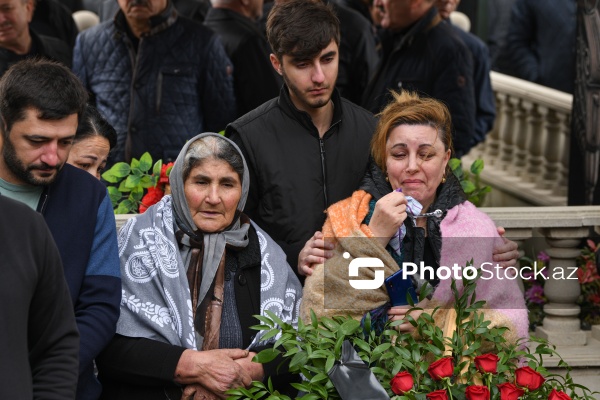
[115, 206, 600, 389]
[464, 72, 573, 206]
[116, 206, 600, 346]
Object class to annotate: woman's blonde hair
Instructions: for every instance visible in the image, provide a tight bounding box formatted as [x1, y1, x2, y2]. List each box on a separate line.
[371, 91, 453, 173]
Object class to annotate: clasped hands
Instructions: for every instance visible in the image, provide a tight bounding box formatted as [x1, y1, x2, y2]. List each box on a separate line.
[175, 348, 264, 400]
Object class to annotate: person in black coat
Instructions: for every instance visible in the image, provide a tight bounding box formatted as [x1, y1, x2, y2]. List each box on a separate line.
[363, 0, 476, 158]
[0, 195, 80, 399]
[204, 0, 281, 117]
[0, 0, 72, 76]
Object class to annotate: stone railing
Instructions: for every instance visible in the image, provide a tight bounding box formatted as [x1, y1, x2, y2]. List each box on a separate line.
[116, 206, 600, 346]
[482, 206, 600, 348]
[116, 207, 600, 389]
[463, 72, 573, 206]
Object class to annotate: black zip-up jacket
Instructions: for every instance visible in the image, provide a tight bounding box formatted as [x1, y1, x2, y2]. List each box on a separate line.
[226, 87, 376, 271]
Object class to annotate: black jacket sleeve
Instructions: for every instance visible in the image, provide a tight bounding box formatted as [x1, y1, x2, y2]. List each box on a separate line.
[97, 334, 186, 386]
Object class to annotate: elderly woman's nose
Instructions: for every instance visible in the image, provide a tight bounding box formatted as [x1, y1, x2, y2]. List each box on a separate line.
[204, 186, 221, 203]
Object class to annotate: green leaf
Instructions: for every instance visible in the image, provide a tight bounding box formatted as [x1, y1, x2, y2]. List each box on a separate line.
[470, 158, 484, 175]
[107, 186, 122, 207]
[115, 201, 130, 214]
[339, 319, 360, 336]
[130, 157, 140, 170]
[139, 152, 153, 172]
[139, 175, 154, 189]
[153, 159, 163, 176]
[448, 158, 462, 171]
[260, 328, 280, 342]
[125, 174, 142, 188]
[253, 348, 281, 364]
[461, 180, 476, 193]
[118, 180, 132, 193]
[325, 355, 335, 373]
[289, 351, 308, 369]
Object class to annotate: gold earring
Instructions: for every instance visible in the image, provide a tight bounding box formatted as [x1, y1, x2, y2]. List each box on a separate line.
[441, 175, 446, 183]
[385, 175, 389, 182]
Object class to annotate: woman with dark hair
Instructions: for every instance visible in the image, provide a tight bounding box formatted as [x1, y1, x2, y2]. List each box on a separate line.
[97, 132, 302, 400]
[67, 105, 117, 179]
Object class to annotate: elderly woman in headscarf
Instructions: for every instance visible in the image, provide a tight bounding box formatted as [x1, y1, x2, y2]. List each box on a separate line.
[97, 133, 302, 400]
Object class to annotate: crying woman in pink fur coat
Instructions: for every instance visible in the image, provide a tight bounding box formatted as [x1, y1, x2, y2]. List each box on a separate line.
[298, 91, 529, 344]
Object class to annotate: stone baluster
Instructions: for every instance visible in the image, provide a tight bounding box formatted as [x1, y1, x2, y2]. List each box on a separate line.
[535, 227, 589, 346]
[558, 115, 571, 198]
[523, 103, 546, 181]
[500, 96, 520, 171]
[482, 92, 505, 165]
[513, 100, 532, 176]
[503, 227, 534, 293]
[541, 110, 567, 192]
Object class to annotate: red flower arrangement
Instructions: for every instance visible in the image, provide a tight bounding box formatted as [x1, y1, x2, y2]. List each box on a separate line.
[390, 361, 572, 400]
[138, 162, 173, 213]
[235, 277, 598, 400]
[102, 152, 174, 214]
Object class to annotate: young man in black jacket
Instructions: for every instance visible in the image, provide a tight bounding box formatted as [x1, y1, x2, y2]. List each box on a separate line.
[226, 0, 377, 275]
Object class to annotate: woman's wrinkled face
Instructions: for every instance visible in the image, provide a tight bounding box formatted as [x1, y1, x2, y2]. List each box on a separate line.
[184, 158, 242, 233]
[385, 124, 450, 212]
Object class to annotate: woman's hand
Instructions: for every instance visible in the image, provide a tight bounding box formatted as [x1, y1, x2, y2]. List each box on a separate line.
[368, 191, 408, 248]
[234, 351, 264, 382]
[493, 226, 519, 268]
[297, 231, 335, 276]
[387, 305, 424, 333]
[181, 383, 220, 400]
[174, 348, 253, 397]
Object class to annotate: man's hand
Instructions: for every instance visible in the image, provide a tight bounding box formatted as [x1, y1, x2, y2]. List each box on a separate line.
[298, 231, 334, 276]
[493, 226, 519, 268]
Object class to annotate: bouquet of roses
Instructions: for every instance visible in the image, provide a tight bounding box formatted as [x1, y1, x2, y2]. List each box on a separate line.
[226, 277, 598, 400]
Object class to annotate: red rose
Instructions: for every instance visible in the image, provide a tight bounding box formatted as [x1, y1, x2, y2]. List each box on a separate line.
[515, 366, 546, 391]
[466, 385, 490, 400]
[158, 162, 174, 184]
[474, 353, 499, 374]
[428, 357, 454, 380]
[548, 389, 572, 400]
[139, 186, 165, 213]
[426, 389, 449, 400]
[390, 371, 413, 395]
[497, 382, 525, 400]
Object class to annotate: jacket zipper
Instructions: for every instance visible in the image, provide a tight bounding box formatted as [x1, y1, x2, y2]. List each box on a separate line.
[319, 119, 342, 208]
[125, 36, 141, 162]
[319, 138, 328, 207]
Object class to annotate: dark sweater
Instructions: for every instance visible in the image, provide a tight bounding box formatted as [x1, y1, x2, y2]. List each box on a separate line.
[0, 195, 79, 399]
